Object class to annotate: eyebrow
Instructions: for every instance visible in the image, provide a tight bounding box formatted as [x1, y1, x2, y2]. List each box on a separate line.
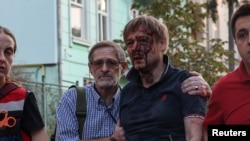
[126, 35, 150, 40]
[239, 28, 249, 31]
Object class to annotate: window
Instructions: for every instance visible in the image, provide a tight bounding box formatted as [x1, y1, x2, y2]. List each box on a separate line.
[71, 0, 83, 38]
[131, 9, 140, 19]
[83, 77, 94, 85]
[98, 0, 108, 41]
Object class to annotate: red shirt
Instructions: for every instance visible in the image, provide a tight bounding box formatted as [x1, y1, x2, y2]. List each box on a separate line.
[203, 61, 250, 128]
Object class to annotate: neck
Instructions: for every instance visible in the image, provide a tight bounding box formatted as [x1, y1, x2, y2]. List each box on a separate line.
[0, 77, 6, 89]
[244, 62, 250, 77]
[95, 84, 118, 104]
[140, 62, 166, 88]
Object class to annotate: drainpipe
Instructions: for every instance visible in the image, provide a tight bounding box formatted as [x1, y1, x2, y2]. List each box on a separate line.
[206, 0, 210, 51]
[34, 64, 46, 129]
[41, 65, 47, 129]
[228, 1, 235, 71]
[57, 0, 63, 96]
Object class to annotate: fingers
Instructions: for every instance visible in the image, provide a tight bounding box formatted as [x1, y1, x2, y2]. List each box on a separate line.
[181, 75, 211, 97]
[112, 120, 126, 141]
[116, 120, 121, 127]
[188, 71, 201, 76]
[185, 84, 206, 95]
[181, 76, 202, 92]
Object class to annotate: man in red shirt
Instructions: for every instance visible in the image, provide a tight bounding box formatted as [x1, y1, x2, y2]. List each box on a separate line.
[203, 3, 250, 140]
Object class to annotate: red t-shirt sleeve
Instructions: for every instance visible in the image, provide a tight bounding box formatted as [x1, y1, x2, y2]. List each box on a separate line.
[203, 82, 225, 129]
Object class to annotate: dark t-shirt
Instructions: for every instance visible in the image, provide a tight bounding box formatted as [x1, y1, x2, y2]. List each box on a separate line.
[120, 62, 205, 141]
[22, 91, 45, 134]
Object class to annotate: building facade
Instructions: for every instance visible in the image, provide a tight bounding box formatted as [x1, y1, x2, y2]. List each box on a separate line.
[0, 0, 132, 135]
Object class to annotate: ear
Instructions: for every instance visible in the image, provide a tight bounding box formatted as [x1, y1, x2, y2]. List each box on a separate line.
[88, 63, 93, 74]
[121, 62, 128, 74]
[159, 38, 167, 52]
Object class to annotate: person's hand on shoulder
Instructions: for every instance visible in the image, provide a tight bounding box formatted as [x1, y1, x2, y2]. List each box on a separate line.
[181, 71, 211, 98]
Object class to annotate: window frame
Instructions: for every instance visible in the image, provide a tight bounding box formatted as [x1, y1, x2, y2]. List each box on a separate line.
[97, 0, 108, 41]
[70, 0, 90, 44]
[131, 9, 140, 19]
[83, 77, 94, 85]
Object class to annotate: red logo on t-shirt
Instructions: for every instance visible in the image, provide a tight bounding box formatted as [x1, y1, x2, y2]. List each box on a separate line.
[161, 94, 167, 101]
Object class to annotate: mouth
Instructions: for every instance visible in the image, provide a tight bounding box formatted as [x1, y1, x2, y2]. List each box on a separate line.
[132, 52, 145, 60]
[98, 75, 112, 79]
[133, 56, 143, 60]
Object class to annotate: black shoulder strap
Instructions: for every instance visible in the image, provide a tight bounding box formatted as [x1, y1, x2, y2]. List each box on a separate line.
[0, 83, 19, 99]
[69, 85, 87, 140]
[50, 85, 87, 141]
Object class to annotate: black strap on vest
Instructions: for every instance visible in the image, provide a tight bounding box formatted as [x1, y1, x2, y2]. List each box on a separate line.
[0, 83, 19, 99]
[69, 85, 86, 140]
[51, 85, 86, 141]
[50, 85, 87, 141]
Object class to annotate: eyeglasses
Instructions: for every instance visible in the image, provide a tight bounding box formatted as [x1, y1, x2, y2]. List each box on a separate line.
[236, 29, 250, 44]
[91, 59, 122, 69]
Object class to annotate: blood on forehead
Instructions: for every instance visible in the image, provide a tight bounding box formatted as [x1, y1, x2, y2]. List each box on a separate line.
[135, 36, 153, 54]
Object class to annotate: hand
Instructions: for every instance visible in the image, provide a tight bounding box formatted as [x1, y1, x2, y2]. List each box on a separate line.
[181, 71, 211, 97]
[110, 120, 126, 141]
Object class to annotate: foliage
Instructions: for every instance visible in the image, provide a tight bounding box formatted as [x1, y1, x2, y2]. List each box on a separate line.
[11, 66, 33, 90]
[117, 0, 238, 87]
[206, 0, 239, 23]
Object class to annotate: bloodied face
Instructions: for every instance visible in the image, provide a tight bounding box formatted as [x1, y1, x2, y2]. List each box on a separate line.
[124, 26, 166, 72]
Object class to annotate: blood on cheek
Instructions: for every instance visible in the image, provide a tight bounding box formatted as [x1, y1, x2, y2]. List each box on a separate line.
[136, 36, 153, 54]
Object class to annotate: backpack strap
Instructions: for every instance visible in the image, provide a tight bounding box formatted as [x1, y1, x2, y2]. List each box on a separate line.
[50, 85, 87, 141]
[69, 85, 87, 140]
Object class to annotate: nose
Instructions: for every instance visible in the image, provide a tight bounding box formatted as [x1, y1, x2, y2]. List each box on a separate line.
[247, 31, 250, 46]
[248, 31, 250, 43]
[0, 51, 6, 62]
[130, 41, 136, 50]
[131, 41, 140, 51]
[100, 62, 109, 72]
